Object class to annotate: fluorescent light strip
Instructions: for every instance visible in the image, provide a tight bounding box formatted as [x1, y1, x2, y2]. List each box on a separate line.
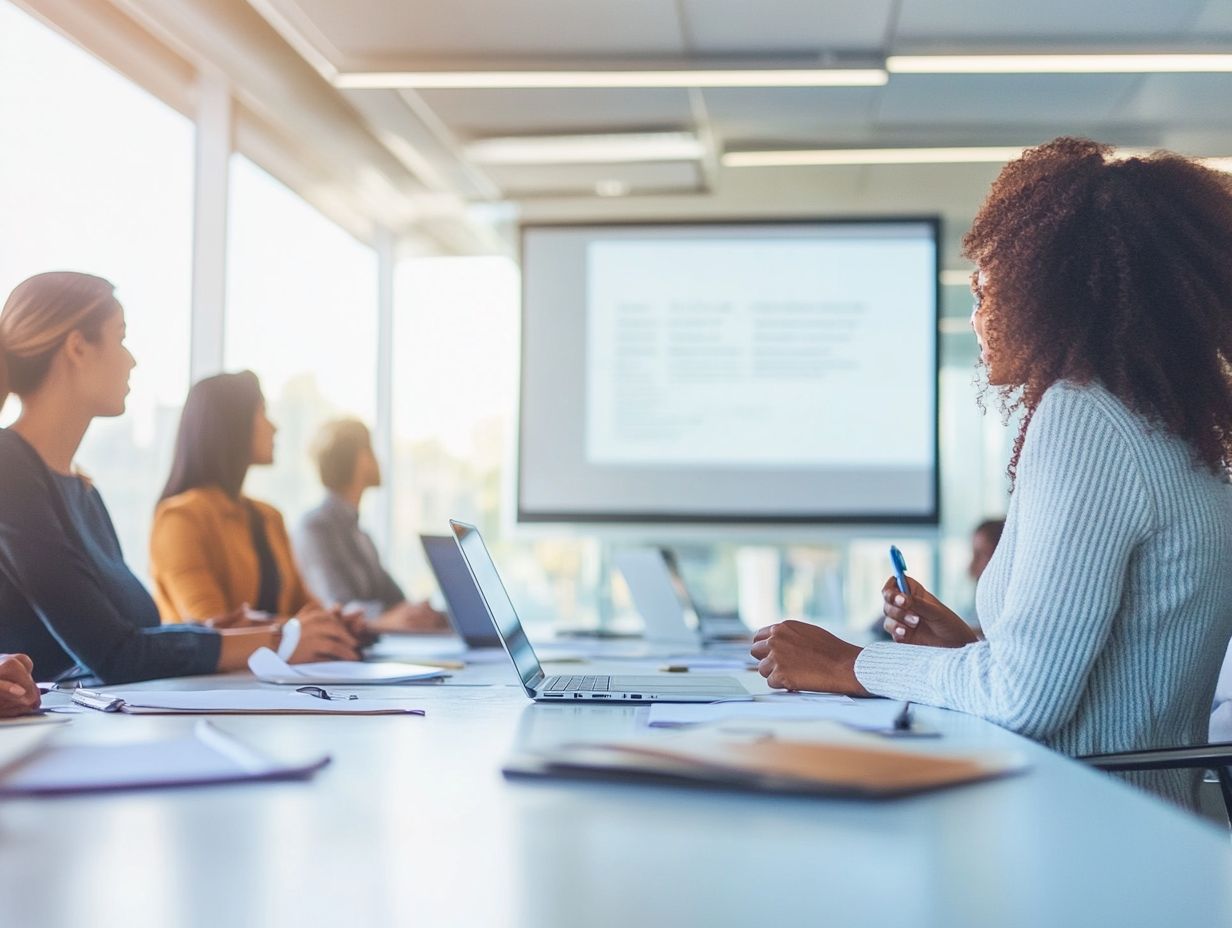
[888, 54, 1232, 74]
[723, 146, 1026, 167]
[723, 148, 1232, 170]
[336, 68, 887, 90]
[466, 132, 705, 165]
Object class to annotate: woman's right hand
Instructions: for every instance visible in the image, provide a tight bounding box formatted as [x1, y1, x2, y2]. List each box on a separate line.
[0, 653, 40, 717]
[287, 608, 360, 662]
[881, 576, 979, 649]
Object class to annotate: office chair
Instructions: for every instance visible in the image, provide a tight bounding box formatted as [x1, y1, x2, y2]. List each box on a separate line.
[1080, 743, 1232, 824]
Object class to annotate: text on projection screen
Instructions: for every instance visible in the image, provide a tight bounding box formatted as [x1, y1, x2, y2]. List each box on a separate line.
[584, 238, 933, 469]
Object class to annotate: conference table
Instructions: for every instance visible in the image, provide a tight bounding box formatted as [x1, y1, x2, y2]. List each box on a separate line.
[3, 634, 1230, 928]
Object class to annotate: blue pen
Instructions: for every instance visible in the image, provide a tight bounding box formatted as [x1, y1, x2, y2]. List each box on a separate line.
[889, 545, 910, 595]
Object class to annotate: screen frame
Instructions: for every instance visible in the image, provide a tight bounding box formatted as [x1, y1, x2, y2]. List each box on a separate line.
[449, 520, 545, 696]
[419, 534, 504, 649]
[516, 216, 943, 526]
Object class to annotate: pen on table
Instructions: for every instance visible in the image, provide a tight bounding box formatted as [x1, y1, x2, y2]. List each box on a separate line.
[893, 701, 913, 732]
[415, 659, 466, 670]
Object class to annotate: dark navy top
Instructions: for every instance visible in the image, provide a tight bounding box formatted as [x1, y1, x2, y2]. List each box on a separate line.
[0, 428, 220, 683]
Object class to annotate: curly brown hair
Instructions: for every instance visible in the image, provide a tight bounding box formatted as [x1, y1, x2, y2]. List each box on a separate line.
[962, 137, 1232, 482]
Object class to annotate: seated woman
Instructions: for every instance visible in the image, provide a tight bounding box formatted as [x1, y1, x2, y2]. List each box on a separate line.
[0, 653, 39, 718]
[295, 418, 449, 633]
[751, 139, 1232, 809]
[151, 371, 366, 647]
[0, 272, 356, 684]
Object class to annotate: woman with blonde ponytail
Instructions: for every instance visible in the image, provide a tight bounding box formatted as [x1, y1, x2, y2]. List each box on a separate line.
[0, 272, 357, 684]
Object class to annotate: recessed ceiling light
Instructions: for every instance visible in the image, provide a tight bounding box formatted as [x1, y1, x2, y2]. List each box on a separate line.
[722, 147, 1028, 167]
[723, 147, 1232, 170]
[466, 132, 705, 166]
[595, 179, 630, 197]
[336, 67, 888, 90]
[887, 53, 1232, 74]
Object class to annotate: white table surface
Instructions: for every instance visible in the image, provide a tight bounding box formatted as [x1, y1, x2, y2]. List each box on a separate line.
[3, 634, 1230, 928]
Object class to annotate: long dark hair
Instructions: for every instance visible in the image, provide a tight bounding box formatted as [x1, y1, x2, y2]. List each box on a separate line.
[160, 370, 264, 501]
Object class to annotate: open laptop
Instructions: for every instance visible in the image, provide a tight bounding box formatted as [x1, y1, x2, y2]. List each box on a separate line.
[615, 548, 752, 648]
[449, 520, 749, 703]
[420, 534, 503, 649]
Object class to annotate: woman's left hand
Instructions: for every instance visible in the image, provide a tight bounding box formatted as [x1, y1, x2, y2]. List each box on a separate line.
[750, 620, 870, 695]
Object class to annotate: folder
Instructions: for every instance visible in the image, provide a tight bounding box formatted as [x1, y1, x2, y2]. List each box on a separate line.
[503, 726, 1025, 798]
[0, 720, 330, 796]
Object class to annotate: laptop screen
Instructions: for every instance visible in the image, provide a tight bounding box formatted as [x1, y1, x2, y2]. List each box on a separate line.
[420, 535, 503, 649]
[449, 520, 543, 693]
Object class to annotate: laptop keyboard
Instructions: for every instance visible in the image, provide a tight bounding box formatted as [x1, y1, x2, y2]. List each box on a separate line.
[542, 675, 611, 692]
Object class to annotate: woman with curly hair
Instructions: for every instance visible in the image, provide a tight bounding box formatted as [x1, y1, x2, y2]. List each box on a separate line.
[751, 138, 1232, 807]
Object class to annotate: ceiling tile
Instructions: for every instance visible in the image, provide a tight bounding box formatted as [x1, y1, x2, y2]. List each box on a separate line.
[412, 88, 695, 139]
[702, 87, 878, 143]
[681, 0, 893, 53]
[1192, 0, 1232, 32]
[893, 0, 1211, 43]
[1118, 74, 1232, 124]
[280, 0, 687, 58]
[877, 74, 1140, 125]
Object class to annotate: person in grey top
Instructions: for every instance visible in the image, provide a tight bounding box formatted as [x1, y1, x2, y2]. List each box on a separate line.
[295, 419, 448, 633]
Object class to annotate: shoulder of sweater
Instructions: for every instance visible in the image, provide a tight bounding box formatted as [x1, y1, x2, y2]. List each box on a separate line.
[155, 487, 222, 518]
[0, 428, 46, 473]
[296, 499, 335, 532]
[1031, 381, 1174, 527]
[155, 487, 251, 529]
[1034, 380, 1157, 449]
[0, 430, 57, 512]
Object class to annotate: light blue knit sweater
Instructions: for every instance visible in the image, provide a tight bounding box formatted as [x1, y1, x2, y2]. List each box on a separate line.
[855, 381, 1232, 807]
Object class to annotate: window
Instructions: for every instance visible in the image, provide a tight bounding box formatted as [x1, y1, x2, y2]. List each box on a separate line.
[0, 1, 193, 580]
[225, 154, 378, 525]
[388, 257, 603, 631]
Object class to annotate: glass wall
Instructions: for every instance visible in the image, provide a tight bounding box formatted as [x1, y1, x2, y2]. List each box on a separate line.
[225, 154, 378, 529]
[0, 1, 193, 580]
[387, 256, 605, 632]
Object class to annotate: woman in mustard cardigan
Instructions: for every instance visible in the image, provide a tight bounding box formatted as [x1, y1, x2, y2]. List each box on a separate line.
[151, 371, 363, 641]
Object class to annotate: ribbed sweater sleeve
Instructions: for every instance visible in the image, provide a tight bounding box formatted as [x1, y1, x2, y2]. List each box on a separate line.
[854, 385, 1155, 740]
